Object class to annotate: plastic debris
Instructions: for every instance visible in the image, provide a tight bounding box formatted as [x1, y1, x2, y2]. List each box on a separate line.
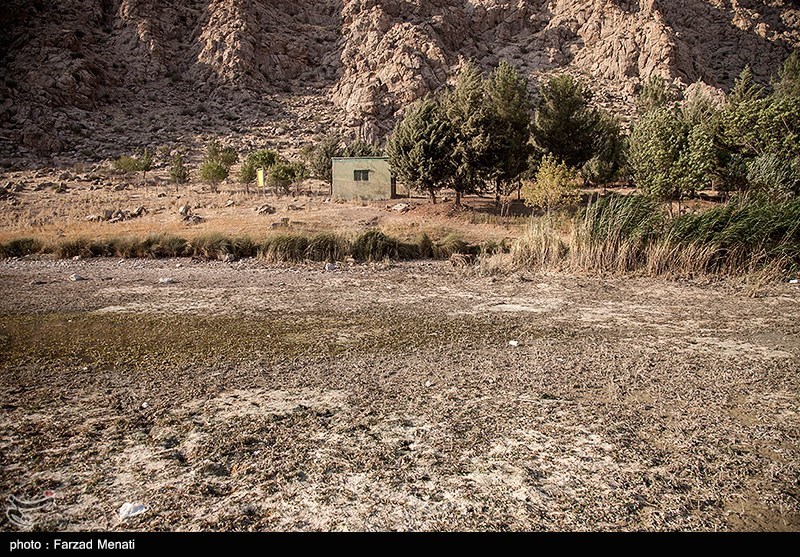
[508, 340, 519, 347]
[118, 502, 146, 519]
[69, 274, 85, 282]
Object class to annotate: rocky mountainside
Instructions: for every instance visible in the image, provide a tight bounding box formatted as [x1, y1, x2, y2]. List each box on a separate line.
[1, 0, 798, 161]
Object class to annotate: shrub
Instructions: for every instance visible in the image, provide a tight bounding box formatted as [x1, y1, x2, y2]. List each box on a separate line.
[238, 149, 279, 184]
[199, 160, 229, 192]
[521, 155, 580, 214]
[266, 161, 306, 195]
[113, 149, 153, 182]
[113, 155, 141, 174]
[206, 141, 238, 167]
[169, 154, 189, 185]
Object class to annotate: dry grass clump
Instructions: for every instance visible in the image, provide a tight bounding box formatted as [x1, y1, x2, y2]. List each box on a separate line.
[510, 195, 800, 279]
[304, 233, 350, 262]
[0, 237, 42, 258]
[258, 234, 310, 263]
[188, 233, 256, 260]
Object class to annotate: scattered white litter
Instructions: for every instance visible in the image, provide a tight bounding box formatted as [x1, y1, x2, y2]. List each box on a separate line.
[69, 274, 85, 282]
[118, 502, 146, 520]
[508, 340, 519, 347]
[158, 277, 175, 284]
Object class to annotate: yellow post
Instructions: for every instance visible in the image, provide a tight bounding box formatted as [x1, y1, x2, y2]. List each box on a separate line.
[257, 168, 265, 190]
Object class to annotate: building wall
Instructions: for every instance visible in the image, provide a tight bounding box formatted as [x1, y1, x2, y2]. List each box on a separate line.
[332, 158, 394, 201]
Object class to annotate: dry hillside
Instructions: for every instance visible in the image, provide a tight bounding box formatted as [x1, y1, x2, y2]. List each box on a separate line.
[1, 0, 799, 161]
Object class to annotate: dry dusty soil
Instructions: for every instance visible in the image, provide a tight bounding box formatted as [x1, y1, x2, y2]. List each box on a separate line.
[0, 257, 799, 531]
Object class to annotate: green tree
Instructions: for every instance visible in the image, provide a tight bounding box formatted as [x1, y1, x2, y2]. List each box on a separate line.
[582, 111, 626, 185]
[728, 66, 765, 106]
[206, 140, 238, 167]
[773, 50, 800, 98]
[531, 74, 601, 169]
[630, 90, 724, 204]
[238, 149, 279, 191]
[169, 153, 189, 186]
[139, 148, 153, 184]
[289, 161, 309, 184]
[521, 155, 580, 214]
[484, 61, 533, 199]
[343, 140, 382, 158]
[305, 134, 345, 190]
[200, 160, 230, 193]
[267, 161, 300, 195]
[636, 75, 676, 114]
[199, 160, 229, 192]
[112, 149, 153, 185]
[720, 65, 800, 194]
[200, 141, 237, 192]
[628, 107, 687, 203]
[386, 96, 455, 203]
[443, 61, 494, 204]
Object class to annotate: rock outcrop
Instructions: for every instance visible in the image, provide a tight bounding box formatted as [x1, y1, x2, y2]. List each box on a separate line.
[1, 0, 798, 158]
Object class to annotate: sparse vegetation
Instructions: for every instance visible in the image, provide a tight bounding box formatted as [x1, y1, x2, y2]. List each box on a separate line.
[169, 153, 190, 185]
[113, 149, 153, 184]
[5, 230, 481, 264]
[112, 154, 141, 174]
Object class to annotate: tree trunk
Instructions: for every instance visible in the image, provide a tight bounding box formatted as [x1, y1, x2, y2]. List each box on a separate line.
[429, 187, 436, 204]
[455, 190, 462, 207]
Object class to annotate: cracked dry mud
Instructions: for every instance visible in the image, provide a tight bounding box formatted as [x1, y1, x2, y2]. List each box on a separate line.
[0, 258, 798, 531]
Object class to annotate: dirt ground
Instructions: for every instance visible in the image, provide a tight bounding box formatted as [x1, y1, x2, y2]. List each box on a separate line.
[0, 164, 534, 248]
[0, 257, 798, 531]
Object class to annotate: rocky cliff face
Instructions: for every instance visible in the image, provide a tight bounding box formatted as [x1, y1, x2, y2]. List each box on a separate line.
[1, 0, 798, 158]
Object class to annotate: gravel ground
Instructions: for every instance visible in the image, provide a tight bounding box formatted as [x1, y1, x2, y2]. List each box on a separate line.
[0, 257, 798, 531]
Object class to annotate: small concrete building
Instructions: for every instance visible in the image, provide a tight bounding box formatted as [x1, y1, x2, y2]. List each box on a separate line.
[332, 157, 396, 201]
